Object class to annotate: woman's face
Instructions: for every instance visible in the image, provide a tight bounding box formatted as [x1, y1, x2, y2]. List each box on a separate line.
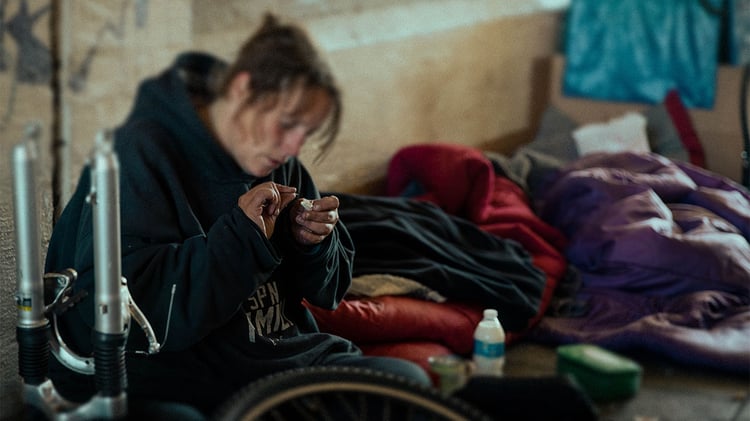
[217, 74, 333, 177]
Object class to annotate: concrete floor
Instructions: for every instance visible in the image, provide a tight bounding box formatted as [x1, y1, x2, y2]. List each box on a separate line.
[504, 342, 750, 421]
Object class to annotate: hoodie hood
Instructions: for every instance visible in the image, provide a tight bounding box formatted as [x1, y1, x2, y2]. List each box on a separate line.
[120, 52, 254, 183]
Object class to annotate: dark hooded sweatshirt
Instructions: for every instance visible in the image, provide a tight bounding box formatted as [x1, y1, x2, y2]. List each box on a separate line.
[45, 52, 357, 412]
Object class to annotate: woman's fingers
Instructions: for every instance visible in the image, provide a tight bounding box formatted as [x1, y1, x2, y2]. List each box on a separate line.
[238, 182, 297, 237]
[292, 195, 339, 244]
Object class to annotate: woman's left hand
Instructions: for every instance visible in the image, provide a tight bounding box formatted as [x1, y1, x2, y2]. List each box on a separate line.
[290, 195, 339, 246]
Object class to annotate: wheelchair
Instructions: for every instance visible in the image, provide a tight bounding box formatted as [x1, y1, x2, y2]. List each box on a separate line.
[12, 123, 490, 421]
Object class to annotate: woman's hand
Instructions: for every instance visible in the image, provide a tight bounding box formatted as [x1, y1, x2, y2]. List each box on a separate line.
[238, 182, 297, 239]
[290, 195, 340, 246]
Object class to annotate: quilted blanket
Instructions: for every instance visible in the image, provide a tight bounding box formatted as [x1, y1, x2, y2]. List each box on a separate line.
[526, 151, 750, 373]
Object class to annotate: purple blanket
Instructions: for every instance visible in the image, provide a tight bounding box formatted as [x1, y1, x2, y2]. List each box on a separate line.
[529, 152, 750, 373]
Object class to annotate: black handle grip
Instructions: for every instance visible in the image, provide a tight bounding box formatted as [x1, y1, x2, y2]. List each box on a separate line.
[17, 324, 50, 386]
[92, 331, 128, 396]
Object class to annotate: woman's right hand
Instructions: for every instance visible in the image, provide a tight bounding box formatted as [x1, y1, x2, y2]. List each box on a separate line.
[238, 182, 297, 238]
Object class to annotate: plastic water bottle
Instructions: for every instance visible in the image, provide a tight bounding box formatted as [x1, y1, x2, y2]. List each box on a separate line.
[473, 309, 505, 376]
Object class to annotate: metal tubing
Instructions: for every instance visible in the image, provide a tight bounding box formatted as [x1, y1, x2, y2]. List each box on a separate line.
[89, 130, 129, 414]
[13, 122, 51, 387]
[12, 122, 46, 329]
[90, 129, 125, 336]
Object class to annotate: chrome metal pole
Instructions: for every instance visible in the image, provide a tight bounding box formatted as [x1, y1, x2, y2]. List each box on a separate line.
[88, 129, 128, 419]
[12, 122, 50, 391]
[13, 122, 46, 331]
[13, 123, 78, 419]
[91, 129, 125, 336]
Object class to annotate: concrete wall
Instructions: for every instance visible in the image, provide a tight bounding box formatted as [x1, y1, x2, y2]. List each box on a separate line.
[60, 0, 567, 198]
[0, 1, 567, 418]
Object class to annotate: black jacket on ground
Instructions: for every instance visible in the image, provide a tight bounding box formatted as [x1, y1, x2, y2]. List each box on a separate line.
[45, 52, 356, 412]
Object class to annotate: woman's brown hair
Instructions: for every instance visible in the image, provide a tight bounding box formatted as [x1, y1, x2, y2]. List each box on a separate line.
[219, 13, 341, 160]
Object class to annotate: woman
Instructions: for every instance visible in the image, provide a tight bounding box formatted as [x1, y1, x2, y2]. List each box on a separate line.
[45, 13, 429, 416]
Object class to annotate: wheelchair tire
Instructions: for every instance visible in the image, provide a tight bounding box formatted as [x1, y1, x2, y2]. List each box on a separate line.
[213, 366, 491, 421]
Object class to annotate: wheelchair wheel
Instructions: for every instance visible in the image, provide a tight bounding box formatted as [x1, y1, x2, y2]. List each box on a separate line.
[213, 366, 491, 421]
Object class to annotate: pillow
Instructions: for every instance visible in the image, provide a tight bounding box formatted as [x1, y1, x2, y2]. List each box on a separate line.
[306, 296, 484, 354]
[525, 106, 579, 163]
[572, 112, 651, 155]
[526, 90, 703, 167]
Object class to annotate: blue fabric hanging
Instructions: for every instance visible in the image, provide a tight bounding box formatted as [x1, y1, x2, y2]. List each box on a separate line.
[562, 0, 725, 109]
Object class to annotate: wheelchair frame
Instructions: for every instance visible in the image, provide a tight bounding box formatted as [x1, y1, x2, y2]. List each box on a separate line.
[13, 124, 159, 420]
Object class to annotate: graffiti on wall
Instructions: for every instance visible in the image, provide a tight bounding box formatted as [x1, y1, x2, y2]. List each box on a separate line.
[0, 0, 51, 130]
[0, 0, 149, 130]
[67, 0, 148, 93]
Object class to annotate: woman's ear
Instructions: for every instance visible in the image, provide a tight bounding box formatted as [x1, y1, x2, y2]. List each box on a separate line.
[229, 71, 252, 101]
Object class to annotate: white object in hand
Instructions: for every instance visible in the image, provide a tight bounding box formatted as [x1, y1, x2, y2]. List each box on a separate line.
[300, 199, 314, 211]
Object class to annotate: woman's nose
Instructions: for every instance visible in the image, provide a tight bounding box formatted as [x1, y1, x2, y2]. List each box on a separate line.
[282, 128, 306, 157]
